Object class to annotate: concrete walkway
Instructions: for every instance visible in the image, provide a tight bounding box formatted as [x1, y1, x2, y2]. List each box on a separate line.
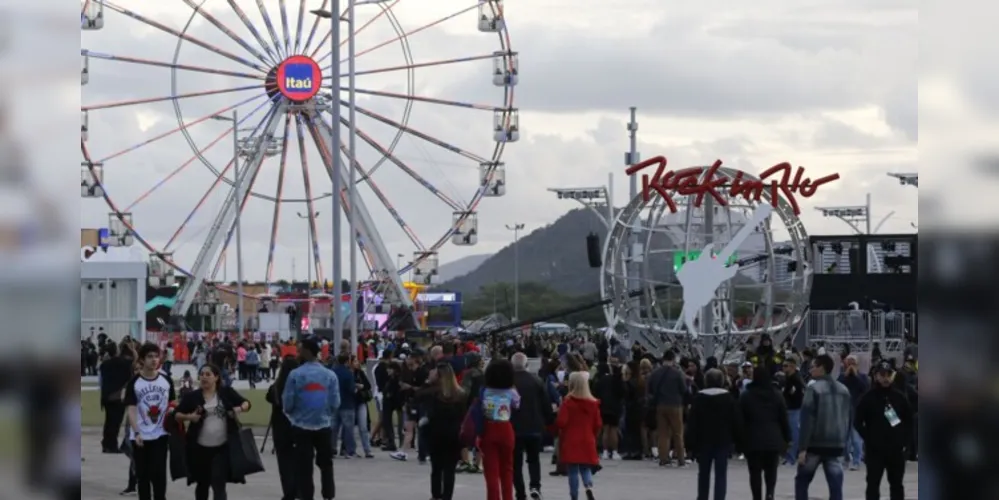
[80, 434, 917, 499]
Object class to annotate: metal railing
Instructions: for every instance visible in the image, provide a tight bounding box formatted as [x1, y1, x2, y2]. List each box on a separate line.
[800, 309, 915, 350]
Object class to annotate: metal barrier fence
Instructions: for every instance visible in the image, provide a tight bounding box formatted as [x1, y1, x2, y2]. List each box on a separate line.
[800, 310, 915, 350]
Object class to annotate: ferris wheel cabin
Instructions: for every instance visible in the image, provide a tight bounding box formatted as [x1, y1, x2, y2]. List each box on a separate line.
[478, 0, 505, 32]
[81, 162, 104, 198]
[493, 109, 519, 143]
[493, 51, 518, 87]
[81, 110, 89, 141]
[480, 162, 506, 197]
[411, 251, 440, 286]
[148, 253, 176, 287]
[81, 54, 89, 85]
[107, 213, 134, 247]
[452, 212, 479, 246]
[81, 0, 104, 30]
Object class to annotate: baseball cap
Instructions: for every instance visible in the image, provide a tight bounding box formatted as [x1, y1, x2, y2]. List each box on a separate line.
[874, 360, 893, 374]
[741, 361, 754, 368]
[300, 337, 321, 357]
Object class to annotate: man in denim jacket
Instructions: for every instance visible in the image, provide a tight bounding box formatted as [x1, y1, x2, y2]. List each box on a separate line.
[283, 337, 340, 500]
[795, 354, 852, 500]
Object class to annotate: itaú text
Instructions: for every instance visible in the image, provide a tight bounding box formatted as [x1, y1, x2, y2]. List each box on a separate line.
[624, 156, 840, 215]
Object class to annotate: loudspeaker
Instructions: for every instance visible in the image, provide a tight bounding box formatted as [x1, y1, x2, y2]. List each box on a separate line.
[586, 232, 602, 268]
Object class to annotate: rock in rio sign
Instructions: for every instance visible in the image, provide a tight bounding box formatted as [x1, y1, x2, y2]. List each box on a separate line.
[624, 156, 840, 215]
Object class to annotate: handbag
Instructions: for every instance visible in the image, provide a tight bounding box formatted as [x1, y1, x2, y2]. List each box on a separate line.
[459, 397, 481, 447]
[229, 425, 265, 477]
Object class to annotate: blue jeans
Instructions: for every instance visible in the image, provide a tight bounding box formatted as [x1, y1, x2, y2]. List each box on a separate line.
[696, 445, 730, 500]
[355, 402, 372, 454]
[785, 409, 801, 463]
[795, 452, 844, 500]
[331, 408, 357, 455]
[845, 428, 864, 466]
[566, 464, 593, 500]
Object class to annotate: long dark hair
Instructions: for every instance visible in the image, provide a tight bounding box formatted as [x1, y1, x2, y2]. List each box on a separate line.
[199, 363, 224, 391]
[272, 356, 300, 407]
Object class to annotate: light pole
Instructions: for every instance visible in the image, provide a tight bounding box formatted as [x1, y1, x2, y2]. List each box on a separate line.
[505, 223, 525, 321]
[296, 211, 320, 288]
[312, 0, 390, 350]
[211, 112, 245, 338]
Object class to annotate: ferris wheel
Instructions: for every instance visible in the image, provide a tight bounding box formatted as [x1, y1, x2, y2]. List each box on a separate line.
[601, 166, 812, 359]
[79, 0, 519, 317]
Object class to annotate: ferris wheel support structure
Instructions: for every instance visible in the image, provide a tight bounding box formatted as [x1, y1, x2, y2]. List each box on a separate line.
[313, 113, 412, 312]
[171, 104, 287, 321]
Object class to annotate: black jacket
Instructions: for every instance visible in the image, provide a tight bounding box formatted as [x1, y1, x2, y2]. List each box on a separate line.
[373, 361, 390, 393]
[740, 381, 791, 452]
[426, 392, 466, 451]
[98, 356, 133, 403]
[853, 385, 913, 454]
[511, 369, 554, 436]
[782, 371, 806, 410]
[687, 387, 742, 453]
[265, 384, 293, 449]
[647, 364, 687, 407]
[594, 369, 625, 419]
[175, 387, 250, 485]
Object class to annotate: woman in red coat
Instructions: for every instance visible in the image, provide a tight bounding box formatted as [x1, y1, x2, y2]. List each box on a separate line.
[555, 371, 602, 500]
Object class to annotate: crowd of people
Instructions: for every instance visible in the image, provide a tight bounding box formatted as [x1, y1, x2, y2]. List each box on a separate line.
[94, 330, 918, 500]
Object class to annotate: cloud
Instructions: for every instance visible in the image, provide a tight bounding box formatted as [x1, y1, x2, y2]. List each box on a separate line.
[76, 0, 918, 285]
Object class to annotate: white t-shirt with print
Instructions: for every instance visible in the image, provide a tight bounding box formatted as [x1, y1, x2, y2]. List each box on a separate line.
[124, 373, 176, 441]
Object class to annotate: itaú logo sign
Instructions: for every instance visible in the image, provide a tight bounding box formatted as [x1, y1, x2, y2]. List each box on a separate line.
[276, 55, 322, 101]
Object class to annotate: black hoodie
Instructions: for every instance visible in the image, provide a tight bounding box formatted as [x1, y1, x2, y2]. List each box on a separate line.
[687, 387, 743, 453]
[853, 382, 913, 454]
[740, 381, 791, 452]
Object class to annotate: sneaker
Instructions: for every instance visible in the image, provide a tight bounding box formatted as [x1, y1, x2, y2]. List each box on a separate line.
[849, 464, 859, 471]
[611, 452, 622, 460]
[468, 464, 482, 474]
[390, 451, 408, 461]
[585, 488, 596, 500]
[364, 452, 375, 458]
[119, 488, 136, 496]
[602, 450, 611, 460]
[529, 488, 542, 500]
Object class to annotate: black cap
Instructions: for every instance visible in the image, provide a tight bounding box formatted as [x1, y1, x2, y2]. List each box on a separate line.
[874, 360, 893, 374]
[300, 337, 321, 357]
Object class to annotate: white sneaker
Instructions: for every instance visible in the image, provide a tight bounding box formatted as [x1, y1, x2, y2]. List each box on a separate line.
[611, 452, 622, 460]
[529, 488, 542, 500]
[602, 450, 611, 460]
[389, 451, 407, 461]
[651, 447, 659, 459]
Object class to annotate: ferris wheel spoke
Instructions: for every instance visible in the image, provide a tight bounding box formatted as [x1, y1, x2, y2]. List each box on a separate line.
[265, 114, 293, 285]
[278, 0, 292, 56]
[254, 0, 286, 60]
[319, 3, 478, 69]
[163, 158, 234, 252]
[179, 0, 276, 67]
[291, 0, 308, 54]
[312, 115, 427, 250]
[309, 0, 398, 59]
[309, 116, 416, 266]
[293, 114, 326, 285]
[82, 85, 262, 112]
[92, 93, 267, 164]
[122, 127, 234, 213]
[349, 53, 496, 77]
[82, 50, 265, 80]
[299, 0, 328, 54]
[225, 0, 281, 63]
[210, 146, 270, 282]
[354, 88, 501, 111]
[102, 1, 270, 73]
[347, 101, 488, 163]
[321, 109, 462, 211]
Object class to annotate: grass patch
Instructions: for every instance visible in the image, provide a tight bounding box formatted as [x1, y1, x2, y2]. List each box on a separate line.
[81, 390, 382, 429]
[81, 389, 273, 427]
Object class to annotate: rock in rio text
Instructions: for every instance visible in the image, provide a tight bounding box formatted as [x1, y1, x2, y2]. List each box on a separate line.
[624, 156, 840, 215]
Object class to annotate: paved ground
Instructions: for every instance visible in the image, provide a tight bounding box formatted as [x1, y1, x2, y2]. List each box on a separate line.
[80, 434, 917, 499]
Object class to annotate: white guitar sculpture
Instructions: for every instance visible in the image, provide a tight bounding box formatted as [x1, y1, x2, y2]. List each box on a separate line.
[676, 204, 774, 338]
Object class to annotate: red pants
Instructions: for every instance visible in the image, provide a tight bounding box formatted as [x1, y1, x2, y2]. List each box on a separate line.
[480, 421, 515, 500]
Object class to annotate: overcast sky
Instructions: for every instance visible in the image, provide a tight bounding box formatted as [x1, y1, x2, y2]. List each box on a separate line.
[77, 0, 918, 282]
